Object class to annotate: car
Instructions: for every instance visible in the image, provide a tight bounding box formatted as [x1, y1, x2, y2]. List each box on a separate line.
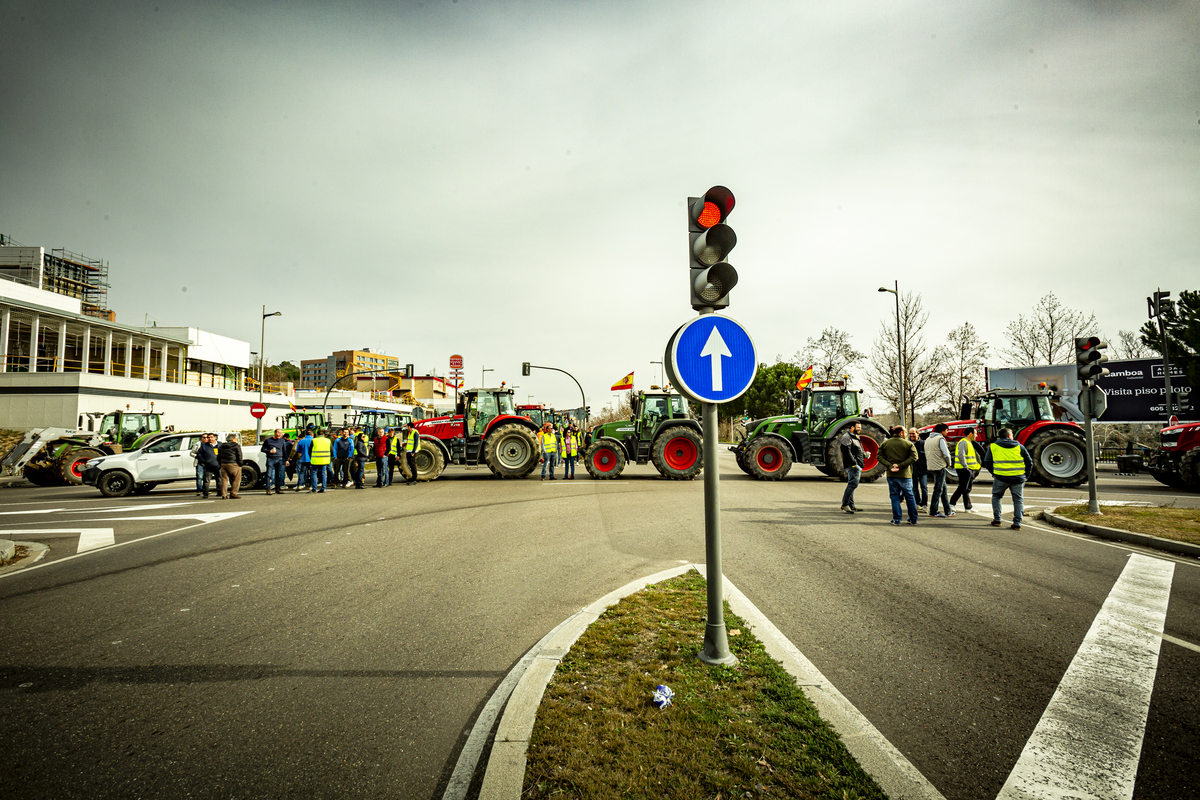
[81, 431, 267, 497]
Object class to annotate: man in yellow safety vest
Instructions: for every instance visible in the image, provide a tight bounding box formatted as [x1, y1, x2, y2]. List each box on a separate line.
[401, 423, 420, 485]
[538, 422, 558, 481]
[949, 429, 980, 511]
[981, 427, 1033, 530]
[308, 428, 333, 493]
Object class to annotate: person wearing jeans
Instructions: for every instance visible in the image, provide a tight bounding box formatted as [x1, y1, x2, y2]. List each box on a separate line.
[908, 428, 928, 508]
[949, 429, 980, 511]
[839, 422, 865, 513]
[261, 428, 290, 495]
[925, 423, 953, 518]
[373, 430, 390, 487]
[982, 428, 1033, 530]
[877, 425, 919, 525]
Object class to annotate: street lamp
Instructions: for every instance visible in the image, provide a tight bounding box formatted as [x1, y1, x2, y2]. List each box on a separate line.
[651, 360, 663, 386]
[256, 307, 282, 444]
[877, 282, 905, 427]
[482, 366, 494, 385]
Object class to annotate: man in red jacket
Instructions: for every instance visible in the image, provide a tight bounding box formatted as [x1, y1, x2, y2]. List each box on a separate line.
[373, 429, 391, 487]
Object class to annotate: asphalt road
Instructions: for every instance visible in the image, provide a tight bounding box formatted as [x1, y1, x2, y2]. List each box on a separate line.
[0, 461, 1196, 799]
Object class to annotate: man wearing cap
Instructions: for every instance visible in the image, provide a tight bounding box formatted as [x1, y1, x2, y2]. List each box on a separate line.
[401, 422, 420, 485]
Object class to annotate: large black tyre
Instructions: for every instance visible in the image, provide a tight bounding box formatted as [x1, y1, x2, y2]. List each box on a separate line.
[734, 446, 753, 475]
[1025, 430, 1087, 488]
[24, 466, 60, 487]
[743, 436, 792, 481]
[59, 447, 104, 485]
[239, 462, 262, 491]
[98, 469, 135, 498]
[652, 428, 703, 480]
[483, 424, 539, 478]
[585, 440, 626, 479]
[1148, 467, 1186, 489]
[1181, 449, 1200, 491]
[400, 440, 446, 482]
[823, 420, 889, 483]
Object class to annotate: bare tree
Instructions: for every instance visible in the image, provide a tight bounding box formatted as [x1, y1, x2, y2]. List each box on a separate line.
[1000, 293, 1100, 366]
[939, 322, 988, 415]
[1115, 329, 1152, 360]
[793, 327, 866, 382]
[867, 291, 947, 426]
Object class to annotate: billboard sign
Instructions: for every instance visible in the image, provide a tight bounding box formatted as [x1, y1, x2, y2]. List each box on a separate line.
[988, 359, 1193, 423]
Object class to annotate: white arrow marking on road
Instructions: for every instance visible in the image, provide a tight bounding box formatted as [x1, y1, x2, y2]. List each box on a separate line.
[83, 512, 254, 524]
[700, 326, 732, 392]
[0, 529, 115, 553]
[0, 502, 208, 517]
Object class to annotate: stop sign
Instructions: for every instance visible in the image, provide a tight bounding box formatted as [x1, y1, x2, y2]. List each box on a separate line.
[250, 402, 267, 419]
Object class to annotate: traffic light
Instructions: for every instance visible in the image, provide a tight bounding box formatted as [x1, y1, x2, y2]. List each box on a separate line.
[522, 362, 531, 377]
[688, 186, 737, 310]
[1075, 337, 1109, 383]
[404, 364, 414, 379]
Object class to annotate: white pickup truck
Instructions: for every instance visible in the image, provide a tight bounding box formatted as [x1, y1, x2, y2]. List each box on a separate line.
[81, 431, 267, 497]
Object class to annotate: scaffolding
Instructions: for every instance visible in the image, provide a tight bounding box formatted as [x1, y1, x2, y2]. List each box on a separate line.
[44, 247, 111, 320]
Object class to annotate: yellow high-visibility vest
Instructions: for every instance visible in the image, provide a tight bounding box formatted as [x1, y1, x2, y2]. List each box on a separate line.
[539, 431, 558, 454]
[404, 430, 419, 452]
[310, 436, 333, 466]
[388, 435, 398, 456]
[989, 443, 1024, 477]
[955, 439, 980, 470]
[559, 433, 578, 457]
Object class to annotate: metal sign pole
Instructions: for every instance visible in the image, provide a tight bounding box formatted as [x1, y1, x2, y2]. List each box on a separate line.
[700, 400, 736, 665]
[1083, 387, 1101, 515]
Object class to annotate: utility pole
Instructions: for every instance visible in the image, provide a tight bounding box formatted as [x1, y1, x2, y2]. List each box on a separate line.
[878, 282, 905, 426]
[1148, 290, 1175, 419]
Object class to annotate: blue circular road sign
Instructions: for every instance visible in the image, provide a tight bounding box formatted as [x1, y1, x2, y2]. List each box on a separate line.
[666, 314, 757, 404]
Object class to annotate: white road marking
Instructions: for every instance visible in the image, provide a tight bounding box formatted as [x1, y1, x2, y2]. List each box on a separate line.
[0, 501, 208, 516]
[997, 553, 1174, 800]
[0, 528, 116, 553]
[71, 511, 253, 524]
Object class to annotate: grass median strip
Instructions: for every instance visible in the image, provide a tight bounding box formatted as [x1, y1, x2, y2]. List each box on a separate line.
[1053, 504, 1200, 545]
[524, 570, 887, 800]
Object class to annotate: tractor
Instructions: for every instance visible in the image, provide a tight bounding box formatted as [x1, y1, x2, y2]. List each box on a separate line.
[730, 381, 888, 481]
[517, 404, 553, 429]
[349, 409, 412, 439]
[1, 408, 167, 487]
[584, 389, 703, 480]
[921, 389, 1087, 488]
[280, 410, 329, 439]
[411, 386, 541, 480]
[1144, 419, 1200, 491]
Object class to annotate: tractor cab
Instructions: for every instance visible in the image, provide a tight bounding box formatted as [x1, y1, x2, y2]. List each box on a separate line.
[281, 411, 328, 439]
[461, 387, 518, 437]
[787, 381, 862, 437]
[629, 390, 690, 442]
[974, 391, 1056, 441]
[95, 409, 164, 451]
[352, 409, 410, 438]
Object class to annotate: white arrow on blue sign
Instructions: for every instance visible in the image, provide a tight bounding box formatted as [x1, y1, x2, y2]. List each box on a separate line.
[665, 314, 758, 404]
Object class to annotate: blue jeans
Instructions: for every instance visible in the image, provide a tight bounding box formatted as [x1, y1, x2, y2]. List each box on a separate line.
[841, 466, 862, 507]
[376, 456, 389, 486]
[541, 453, 557, 477]
[562, 455, 576, 478]
[914, 473, 928, 505]
[355, 457, 368, 488]
[297, 462, 310, 489]
[992, 479, 1025, 525]
[930, 469, 950, 515]
[888, 477, 918, 523]
[309, 463, 327, 491]
[265, 460, 286, 492]
[195, 464, 205, 493]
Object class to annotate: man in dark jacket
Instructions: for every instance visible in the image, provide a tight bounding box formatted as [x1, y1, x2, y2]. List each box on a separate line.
[353, 430, 370, 489]
[877, 425, 919, 526]
[332, 429, 354, 488]
[217, 434, 243, 499]
[981, 427, 1034, 530]
[192, 433, 220, 499]
[261, 428, 290, 495]
[838, 422, 865, 513]
[908, 428, 928, 508]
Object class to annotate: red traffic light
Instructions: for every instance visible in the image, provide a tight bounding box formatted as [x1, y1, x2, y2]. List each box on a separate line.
[690, 186, 735, 229]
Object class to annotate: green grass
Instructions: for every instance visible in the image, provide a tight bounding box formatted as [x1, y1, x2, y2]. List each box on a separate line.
[1054, 504, 1200, 545]
[524, 571, 887, 800]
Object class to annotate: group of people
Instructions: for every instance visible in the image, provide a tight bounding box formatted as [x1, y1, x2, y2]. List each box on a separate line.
[839, 422, 1033, 529]
[190, 433, 246, 499]
[260, 424, 423, 492]
[536, 422, 584, 480]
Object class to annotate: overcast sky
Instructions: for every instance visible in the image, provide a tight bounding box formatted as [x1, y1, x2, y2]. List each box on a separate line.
[2, 0, 1197, 411]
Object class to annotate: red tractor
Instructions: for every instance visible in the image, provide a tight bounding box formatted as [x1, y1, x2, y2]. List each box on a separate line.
[1145, 420, 1200, 491]
[920, 389, 1088, 488]
[411, 386, 541, 480]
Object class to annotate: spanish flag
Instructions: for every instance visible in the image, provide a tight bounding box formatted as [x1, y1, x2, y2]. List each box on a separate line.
[611, 371, 634, 391]
[288, 399, 298, 412]
[795, 365, 814, 391]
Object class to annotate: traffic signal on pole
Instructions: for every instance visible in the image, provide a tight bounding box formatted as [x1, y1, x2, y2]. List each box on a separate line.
[1075, 337, 1109, 383]
[522, 362, 531, 377]
[688, 186, 737, 310]
[404, 364, 414, 378]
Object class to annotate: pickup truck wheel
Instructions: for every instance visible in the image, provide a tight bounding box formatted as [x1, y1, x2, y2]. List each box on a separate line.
[98, 470, 135, 498]
[239, 463, 262, 491]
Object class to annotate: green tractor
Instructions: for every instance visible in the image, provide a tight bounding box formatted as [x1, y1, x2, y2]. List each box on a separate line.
[280, 410, 329, 439]
[730, 381, 888, 482]
[2, 409, 167, 487]
[584, 390, 704, 480]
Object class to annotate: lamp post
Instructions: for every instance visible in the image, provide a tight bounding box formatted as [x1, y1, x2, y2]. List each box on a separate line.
[877, 282, 905, 427]
[651, 360, 663, 386]
[256, 306, 282, 444]
[482, 366, 494, 385]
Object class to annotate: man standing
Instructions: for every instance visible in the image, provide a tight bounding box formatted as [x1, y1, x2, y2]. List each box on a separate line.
[949, 429, 980, 511]
[908, 428, 928, 509]
[192, 433, 220, 499]
[538, 422, 558, 481]
[839, 421, 865, 513]
[401, 423, 419, 485]
[292, 427, 313, 491]
[925, 422, 954, 518]
[877, 425, 919, 526]
[309, 428, 332, 493]
[261, 428, 290, 495]
[331, 429, 352, 488]
[982, 427, 1034, 530]
[217, 433, 243, 500]
[373, 427, 390, 487]
[353, 429, 369, 489]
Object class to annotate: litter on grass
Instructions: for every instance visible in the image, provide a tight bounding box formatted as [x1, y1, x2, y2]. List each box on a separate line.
[652, 684, 674, 709]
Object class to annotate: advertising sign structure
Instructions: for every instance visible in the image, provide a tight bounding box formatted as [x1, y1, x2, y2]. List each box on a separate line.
[987, 359, 1194, 424]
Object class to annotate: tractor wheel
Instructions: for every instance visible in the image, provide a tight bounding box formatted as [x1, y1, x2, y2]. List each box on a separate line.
[585, 441, 626, 479]
[1180, 449, 1200, 491]
[734, 447, 753, 475]
[1148, 467, 1186, 489]
[59, 448, 103, 485]
[652, 429, 703, 480]
[1025, 430, 1087, 488]
[98, 470, 135, 498]
[484, 424, 539, 478]
[743, 437, 792, 481]
[944, 441, 983, 486]
[857, 421, 889, 483]
[402, 441, 446, 482]
[24, 466, 60, 487]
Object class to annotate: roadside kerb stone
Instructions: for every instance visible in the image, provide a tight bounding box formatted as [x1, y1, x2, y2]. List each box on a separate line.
[1042, 506, 1200, 559]
[0, 539, 14, 563]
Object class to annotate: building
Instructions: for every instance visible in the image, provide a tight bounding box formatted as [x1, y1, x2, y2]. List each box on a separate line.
[300, 348, 399, 389]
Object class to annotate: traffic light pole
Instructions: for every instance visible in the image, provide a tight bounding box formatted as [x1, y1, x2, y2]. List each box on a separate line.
[1083, 396, 1101, 515]
[700, 398, 736, 666]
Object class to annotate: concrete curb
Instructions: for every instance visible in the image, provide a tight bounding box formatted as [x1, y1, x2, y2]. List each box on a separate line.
[475, 563, 945, 800]
[0, 539, 14, 563]
[1042, 507, 1200, 559]
[0, 542, 49, 574]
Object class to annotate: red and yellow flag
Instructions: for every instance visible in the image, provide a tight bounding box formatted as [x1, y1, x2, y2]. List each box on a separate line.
[288, 399, 298, 412]
[795, 365, 814, 391]
[611, 371, 634, 391]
